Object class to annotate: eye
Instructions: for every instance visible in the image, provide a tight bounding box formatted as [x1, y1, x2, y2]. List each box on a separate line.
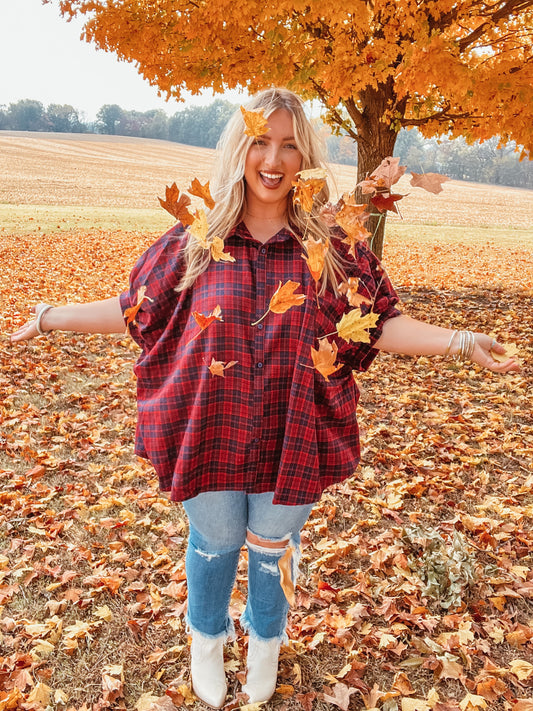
[255, 138, 267, 146]
[285, 143, 298, 150]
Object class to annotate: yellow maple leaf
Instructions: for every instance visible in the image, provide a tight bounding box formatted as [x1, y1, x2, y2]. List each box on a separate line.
[240, 106, 269, 138]
[297, 167, 327, 180]
[459, 693, 488, 711]
[210, 235, 235, 262]
[311, 338, 343, 381]
[292, 177, 326, 212]
[336, 308, 379, 344]
[490, 342, 520, 362]
[339, 277, 372, 307]
[509, 660, 533, 681]
[189, 209, 209, 248]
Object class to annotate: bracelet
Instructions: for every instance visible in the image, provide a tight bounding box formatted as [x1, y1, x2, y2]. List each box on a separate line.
[35, 305, 54, 335]
[444, 330, 458, 357]
[451, 329, 476, 361]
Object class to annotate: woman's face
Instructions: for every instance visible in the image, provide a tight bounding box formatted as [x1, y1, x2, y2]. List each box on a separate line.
[243, 108, 303, 214]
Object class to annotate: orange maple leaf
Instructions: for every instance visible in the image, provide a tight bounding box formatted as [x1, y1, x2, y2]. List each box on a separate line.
[252, 280, 306, 325]
[207, 358, 238, 377]
[311, 338, 343, 381]
[188, 177, 215, 209]
[292, 177, 326, 213]
[339, 277, 372, 307]
[192, 304, 223, 331]
[123, 285, 153, 328]
[302, 236, 329, 284]
[334, 203, 372, 255]
[410, 171, 450, 194]
[158, 182, 194, 226]
[240, 106, 269, 138]
[371, 193, 403, 214]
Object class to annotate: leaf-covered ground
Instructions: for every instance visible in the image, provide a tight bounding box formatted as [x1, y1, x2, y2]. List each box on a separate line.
[1, 227, 532, 711]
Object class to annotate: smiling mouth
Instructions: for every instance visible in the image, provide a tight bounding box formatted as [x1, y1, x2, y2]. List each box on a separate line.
[260, 171, 284, 188]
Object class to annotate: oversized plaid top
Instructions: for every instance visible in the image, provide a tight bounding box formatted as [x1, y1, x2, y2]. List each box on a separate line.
[119, 222, 400, 505]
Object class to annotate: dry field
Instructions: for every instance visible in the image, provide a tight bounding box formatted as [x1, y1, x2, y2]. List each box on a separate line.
[1, 130, 532, 233]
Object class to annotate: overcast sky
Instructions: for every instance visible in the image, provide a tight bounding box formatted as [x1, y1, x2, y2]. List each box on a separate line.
[0, 0, 246, 121]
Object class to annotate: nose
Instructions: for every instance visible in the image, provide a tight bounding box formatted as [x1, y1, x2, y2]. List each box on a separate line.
[263, 143, 281, 168]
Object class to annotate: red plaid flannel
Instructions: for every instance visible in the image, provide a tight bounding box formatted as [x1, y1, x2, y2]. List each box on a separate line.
[119, 222, 400, 505]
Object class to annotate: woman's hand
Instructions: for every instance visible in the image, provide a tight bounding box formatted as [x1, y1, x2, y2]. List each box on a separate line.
[471, 333, 521, 373]
[10, 303, 52, 343]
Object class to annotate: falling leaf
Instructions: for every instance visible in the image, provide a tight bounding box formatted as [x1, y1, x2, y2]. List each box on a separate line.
[252, 280, 306, 325]
[278, 546, 295, 606]
[410, 172, 450, 194]
[158, 183, 194, 226]
[192, 304, 223, 332]
[362, 156, 406, 191]
[188, 178, 215, 209]
[302, 236, 329, 284]
[335, 203, 372, 255]
[210, 235, 235, 262]
[339, 278, 372, 307]
[124, 285, 153, 328]
[293, 177, 326, 212]
[311, 339, 343, 381]
[189, 209, 209, 248]
[371, 193, 403, 214]
[240, 106, 269, 137]
[207, 358, 238, 377]
[297, 167, 328, 181]
[336, 308, 379, 344]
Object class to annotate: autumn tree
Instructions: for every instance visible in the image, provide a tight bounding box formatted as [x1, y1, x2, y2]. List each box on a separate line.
[53, 0, 532, 257]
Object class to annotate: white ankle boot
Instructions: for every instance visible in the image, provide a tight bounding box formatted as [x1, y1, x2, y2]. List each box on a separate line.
[190, 631, 227, 708]
[241, 637, 281, 703]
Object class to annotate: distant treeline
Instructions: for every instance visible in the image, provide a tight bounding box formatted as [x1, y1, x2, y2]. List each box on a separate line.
[1, 98, 531, 189]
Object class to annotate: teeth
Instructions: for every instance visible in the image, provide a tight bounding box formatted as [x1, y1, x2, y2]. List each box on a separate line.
[261, 172, 283, 179]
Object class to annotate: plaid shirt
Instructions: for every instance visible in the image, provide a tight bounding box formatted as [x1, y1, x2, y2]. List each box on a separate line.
[119, 222, 400, 505]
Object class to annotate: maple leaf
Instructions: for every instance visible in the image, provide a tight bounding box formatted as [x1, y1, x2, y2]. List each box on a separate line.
[311, 338, 343, 381]
[459, 693, 488, 711]
[335, 203, 372, 255]
[240, 106, 269, 138]
[207, 358, 237, 377]
[123, 285, 153, 328]
[319, 201, 340, 227]
[371, 193, 403, 214]
[188, 177, 215, 209]
[252, 280, 306, 325]
[490, 342, 520, 362]
[370, 156, 406, 189]
[278, 546, 295, 606]
[401, 699, 431, 711]
[509, 660, 533, 680]
[322, 683, 357, 711]
[189, 209, 209, 248]
[186, 305, 223, 346]
[302, 235, 329, 284]
[339, 278, 372, 307]
[292, 176, 326, 212]
[158, 183, 194, 226]
[210, 235, 235, 262]
[410, 172, 450, 194]
[336, 308, 380, 344]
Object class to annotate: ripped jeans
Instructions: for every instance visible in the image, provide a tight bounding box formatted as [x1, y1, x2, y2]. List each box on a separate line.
[182, 491, 314, 642]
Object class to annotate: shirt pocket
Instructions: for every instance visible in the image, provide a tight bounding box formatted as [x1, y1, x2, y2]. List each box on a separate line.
[313, 367, 357, 421]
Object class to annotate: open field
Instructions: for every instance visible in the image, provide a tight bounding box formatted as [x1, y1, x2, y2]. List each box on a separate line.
[1, 132, 532, 711]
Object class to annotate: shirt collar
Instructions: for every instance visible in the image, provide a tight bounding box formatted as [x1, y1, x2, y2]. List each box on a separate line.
[229, 221, 299, 246]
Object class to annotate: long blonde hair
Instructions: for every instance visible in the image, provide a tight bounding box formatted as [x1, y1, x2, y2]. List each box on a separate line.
[177, 87, 346, 293]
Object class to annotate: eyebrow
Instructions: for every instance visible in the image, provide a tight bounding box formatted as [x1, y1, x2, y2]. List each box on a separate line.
[259, 134, 296, 141]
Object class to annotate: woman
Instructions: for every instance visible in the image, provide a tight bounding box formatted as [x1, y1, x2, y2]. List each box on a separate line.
[11, 88, 519, 708]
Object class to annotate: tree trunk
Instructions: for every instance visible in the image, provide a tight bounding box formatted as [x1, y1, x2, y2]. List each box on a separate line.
[346, 83, 400, 260]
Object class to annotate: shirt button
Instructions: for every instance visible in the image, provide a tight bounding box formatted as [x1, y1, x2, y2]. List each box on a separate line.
[253, 437, 260, 444]
[257, 323, 264, 330]
[260, 248, 266, 255]
[256, 362, 263, 368]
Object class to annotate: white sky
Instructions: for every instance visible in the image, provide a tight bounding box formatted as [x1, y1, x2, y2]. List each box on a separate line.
[0, 0, 246, 121]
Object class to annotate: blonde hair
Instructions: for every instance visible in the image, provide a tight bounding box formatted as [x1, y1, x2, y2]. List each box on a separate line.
[177, 87, 346, 293]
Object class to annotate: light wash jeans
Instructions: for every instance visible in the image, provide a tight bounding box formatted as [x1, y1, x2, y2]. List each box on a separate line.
[182, 491, 314, 642]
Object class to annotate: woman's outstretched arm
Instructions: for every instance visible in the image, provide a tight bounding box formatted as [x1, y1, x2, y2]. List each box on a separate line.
[374, 314, 520, 373]
[10, 297, 126, 343]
